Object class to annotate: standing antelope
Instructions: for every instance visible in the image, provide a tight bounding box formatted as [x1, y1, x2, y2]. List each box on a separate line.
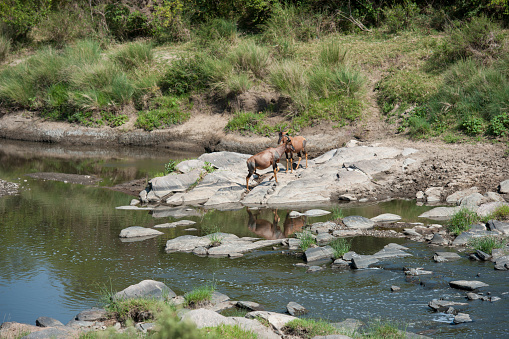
[278, 131, 307, 173]
[246, 135, 294, 191]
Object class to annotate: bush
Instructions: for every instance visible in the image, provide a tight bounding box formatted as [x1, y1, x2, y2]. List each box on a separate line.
[225, 111, 276, 136]
[447, 208, 479, 235]
[383, 0, 420, 33]
[195, 18, 238, 43]
[105, 4, 151, 41]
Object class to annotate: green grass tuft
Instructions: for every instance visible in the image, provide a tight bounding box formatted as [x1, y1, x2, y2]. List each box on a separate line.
[468, 236, 508, 255]
[184, 283, 216, 308]
[283, 318, 344, 338]
[447, 208, 479, 236]
[329, 238, 351, 259]
[296, 230, 316, 251]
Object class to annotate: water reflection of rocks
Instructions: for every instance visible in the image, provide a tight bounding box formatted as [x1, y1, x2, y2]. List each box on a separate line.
[247, 208, 305, 240]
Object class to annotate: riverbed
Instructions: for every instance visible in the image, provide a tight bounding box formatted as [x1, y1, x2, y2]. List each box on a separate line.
[0, 139, 507, 338]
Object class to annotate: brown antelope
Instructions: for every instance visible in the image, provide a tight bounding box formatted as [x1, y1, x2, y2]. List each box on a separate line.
[245, 135, 294, 191]
[278, 131, 307, 173]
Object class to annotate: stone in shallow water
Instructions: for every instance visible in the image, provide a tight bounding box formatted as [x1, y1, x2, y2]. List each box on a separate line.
[453, 313, 472, 324]
[449, 280, 489, 291]
[286, 301, 308, 316]
[119, 226, 163, 238]
[342, 215, 375, 229]
[370, 213, 402, 222]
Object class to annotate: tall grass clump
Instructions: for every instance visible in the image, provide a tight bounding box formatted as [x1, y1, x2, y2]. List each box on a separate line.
[329, 238, 351, 259]
[229, 40, 271, 78]
[105, 296, 167, 324]
[159, 53, 228, 96]
[269, 60, 309, 108]
[468, 236, 508, 255]
[447, 207, 480, 235]
[261, 3, 318, 44]
[362, 319, 407, 338]
[112, 41, 154, 71]
[319, 40, 347, 67]
[331, 207, 344, 220]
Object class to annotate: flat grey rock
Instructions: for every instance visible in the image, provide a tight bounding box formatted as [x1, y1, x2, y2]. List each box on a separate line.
[418, 207, 463, 220]
[304, 246, 335, 262]
[119, 226, 163, 238]
[304, 209, 331, 217]
[351, 255, 379, 269]
[454, 313, 472, 324]
[246, 311, 297, 331]
[22, 327, 77, 339]
[449, 280, 489, 291]
[477, 202, 509, 217]
[154, 220, 196, 228]
[487, 220, 509, 235]
[446, 187, 479, 205]
[75, 307, 107, 322]
[165, 235, 211, 253]
[434, 252, 461, 262]
[342, 215, 375, 229]
[237, 301, 262, 311]
[371, 213, 402, 222]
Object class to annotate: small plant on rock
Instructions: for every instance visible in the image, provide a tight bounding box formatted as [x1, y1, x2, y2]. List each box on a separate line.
[283, 318, 344, 338]
[184, 282, 216, 308]
[468, 236, 508, 255]
[331, 207, 344, 220]
[447, 208, 479, 236]
[296, 230, 316, 251]
[329, 238, 351, 259]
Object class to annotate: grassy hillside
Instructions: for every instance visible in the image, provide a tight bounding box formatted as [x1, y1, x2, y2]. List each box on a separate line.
[0, 1, 508, 143]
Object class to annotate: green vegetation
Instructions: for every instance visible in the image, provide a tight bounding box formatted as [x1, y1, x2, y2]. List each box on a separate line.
[447, 208, 480, 235]
[283, 318, 346, 338]
[362, 319, 407, 338]
[331, 207, 344, 220]
[489, 205, 509, 220]
[296, 230, 316, 251]
[104, 296, 170, 324]
[329, 238, 351, 259]
[0, 1, 508, 139]
[468, 236, 508, 254]
[202, 324, 257, 339]
[184, 283, 216, 308]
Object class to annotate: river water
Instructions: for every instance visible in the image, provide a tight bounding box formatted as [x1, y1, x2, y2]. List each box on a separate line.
[0, 140, 507, 338]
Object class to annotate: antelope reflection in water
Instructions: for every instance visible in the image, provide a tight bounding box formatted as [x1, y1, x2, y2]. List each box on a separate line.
[247, 208, 306, 240]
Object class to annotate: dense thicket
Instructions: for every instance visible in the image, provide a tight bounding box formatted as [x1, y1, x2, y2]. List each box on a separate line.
[0, 0, 507, 45]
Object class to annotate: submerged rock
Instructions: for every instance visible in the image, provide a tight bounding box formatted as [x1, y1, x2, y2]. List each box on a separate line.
[286, 302, 308, 316]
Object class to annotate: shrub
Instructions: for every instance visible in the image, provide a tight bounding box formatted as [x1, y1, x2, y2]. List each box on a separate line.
[460, 116, 485, 136]
[105, 297, 166, 324]
[225, 111, 275, 135]
[447, 208, 479, 235]
[383, 0, 421, 33]
[468, 236, 508, 254]
[105, 4, 151, 40]
[152, 307, 202, 339]
[487, 114, 509, 136]
[329, 238, 351, 259]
